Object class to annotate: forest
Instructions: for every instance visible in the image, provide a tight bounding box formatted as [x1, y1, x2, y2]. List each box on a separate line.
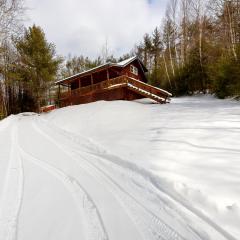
[0, 0, 240, 119]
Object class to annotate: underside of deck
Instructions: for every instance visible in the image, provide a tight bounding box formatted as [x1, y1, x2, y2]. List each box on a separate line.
[59, 86, 144, 107]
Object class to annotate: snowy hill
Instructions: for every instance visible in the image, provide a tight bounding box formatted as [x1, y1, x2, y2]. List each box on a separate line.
[0, 96, 240, 240]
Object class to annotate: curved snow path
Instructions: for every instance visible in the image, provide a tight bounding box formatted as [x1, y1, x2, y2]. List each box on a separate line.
[17, 117, 144, 240]
[18, 147, 108, 240]
[32, 119, 193, 240]
[0, 122, 24, 240]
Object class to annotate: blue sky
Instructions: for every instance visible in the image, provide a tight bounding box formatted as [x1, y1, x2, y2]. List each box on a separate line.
[25, 0, 168, 58]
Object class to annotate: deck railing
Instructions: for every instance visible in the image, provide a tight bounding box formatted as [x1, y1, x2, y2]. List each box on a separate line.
[127, 77, 172, 100]
[60, 76, 127, 100]
[59, 75, 171, 103]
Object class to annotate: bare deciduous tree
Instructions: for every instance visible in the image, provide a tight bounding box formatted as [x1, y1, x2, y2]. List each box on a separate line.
[0, 0, 24, 117]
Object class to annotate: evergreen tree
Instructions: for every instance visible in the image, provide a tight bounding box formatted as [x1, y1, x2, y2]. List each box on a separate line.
[15, 25, 61, 112]
[151, 27, 162, 86]
[142, 33, 153, 70]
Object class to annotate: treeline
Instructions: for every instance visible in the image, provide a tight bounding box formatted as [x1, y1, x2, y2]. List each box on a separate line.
[135, 0, 240, 98]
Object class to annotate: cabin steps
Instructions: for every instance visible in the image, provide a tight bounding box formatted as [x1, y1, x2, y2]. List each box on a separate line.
[126, 82, 168, 103]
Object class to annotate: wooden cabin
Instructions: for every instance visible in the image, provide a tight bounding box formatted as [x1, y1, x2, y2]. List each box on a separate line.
[56, 56, 172, 107]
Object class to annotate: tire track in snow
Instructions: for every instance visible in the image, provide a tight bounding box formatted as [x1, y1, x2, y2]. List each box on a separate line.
[67, 147, 187, 240]
[80, 160, 201, 240]
[0, 122, 24, 240]
[36, 118, 237, 240]
[17, 143, 108, 240]
[92, 152, 237, 240]
[73, 154, 190, 240]
[151, 138, 240, 154]
[33, 119, 199, 240]
[30, 120, 145, 240]
[86, 159, 207, 240]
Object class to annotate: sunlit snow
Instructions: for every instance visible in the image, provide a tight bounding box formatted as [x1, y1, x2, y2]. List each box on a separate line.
[0, 96, 239, 240]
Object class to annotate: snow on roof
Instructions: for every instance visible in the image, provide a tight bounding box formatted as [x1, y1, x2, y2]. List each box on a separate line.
[56, 56, 143, 84]
[113, 56, 137, 67]
[55, 63, 110, 84]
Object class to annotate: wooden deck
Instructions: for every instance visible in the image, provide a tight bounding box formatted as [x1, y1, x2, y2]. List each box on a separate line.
[58, 75, 172, 107]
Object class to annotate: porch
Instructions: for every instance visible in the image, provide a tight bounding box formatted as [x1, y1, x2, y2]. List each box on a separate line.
[57, 75, 172, 107]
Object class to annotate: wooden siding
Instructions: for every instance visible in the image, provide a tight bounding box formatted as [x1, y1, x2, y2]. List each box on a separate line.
[58, 75, 171, 107]
[120, 60, 147, 83]
[69, 59, 147, 91]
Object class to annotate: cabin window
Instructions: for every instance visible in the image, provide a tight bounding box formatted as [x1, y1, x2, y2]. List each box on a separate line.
[130, 65, 138, 76]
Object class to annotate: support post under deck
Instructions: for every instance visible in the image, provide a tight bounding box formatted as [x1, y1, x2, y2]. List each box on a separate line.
[107, 69, 110, 87]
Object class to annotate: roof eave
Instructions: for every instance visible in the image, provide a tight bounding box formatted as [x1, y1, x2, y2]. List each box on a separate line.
[55, 63, 112, 85]
[55, 56, 148, 85]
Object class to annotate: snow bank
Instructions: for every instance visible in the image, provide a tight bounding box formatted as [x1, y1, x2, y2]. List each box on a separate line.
[44, 100, 152, 161]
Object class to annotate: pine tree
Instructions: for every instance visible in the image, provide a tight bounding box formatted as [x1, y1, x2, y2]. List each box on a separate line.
[143, 33, 153, 70]
[151, 27, 162, 86]
[15, 25, 61, 112]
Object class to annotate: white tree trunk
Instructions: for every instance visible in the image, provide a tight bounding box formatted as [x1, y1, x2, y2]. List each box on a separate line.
[163, 53, 172, 88]
[226, 2, 237, 60]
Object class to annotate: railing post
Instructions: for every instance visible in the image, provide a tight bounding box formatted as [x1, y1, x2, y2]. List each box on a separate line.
[107, 69, 110, 88]
[57, 84, 60, 107]
[68, 84, 72, 105]
[91, 74, 93, 91]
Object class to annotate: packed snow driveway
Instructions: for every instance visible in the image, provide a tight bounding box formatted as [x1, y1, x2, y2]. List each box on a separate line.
[0, 96, 240, 240]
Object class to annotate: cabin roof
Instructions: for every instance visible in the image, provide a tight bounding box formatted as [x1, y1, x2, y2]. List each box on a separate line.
[56, 56, 147, 85]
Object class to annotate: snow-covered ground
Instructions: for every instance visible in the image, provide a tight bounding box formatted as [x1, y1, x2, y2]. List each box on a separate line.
[0, 96, 240, 240]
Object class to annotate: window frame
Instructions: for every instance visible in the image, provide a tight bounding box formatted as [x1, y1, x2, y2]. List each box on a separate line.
[130, 65, 138, 76]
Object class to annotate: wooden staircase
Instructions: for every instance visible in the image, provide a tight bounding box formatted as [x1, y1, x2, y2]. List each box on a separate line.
[125, 77, 171, 103]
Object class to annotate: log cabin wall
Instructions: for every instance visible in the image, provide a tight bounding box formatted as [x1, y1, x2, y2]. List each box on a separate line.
[71, 80, 79, 90]
[109, 67, 121, 79]
[70, 61, 146, 91]
[120, 60, 147, 83]
[81, 76, 91, 87]
[70, 68, 121, 91]
[92, 70, 108, 84]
